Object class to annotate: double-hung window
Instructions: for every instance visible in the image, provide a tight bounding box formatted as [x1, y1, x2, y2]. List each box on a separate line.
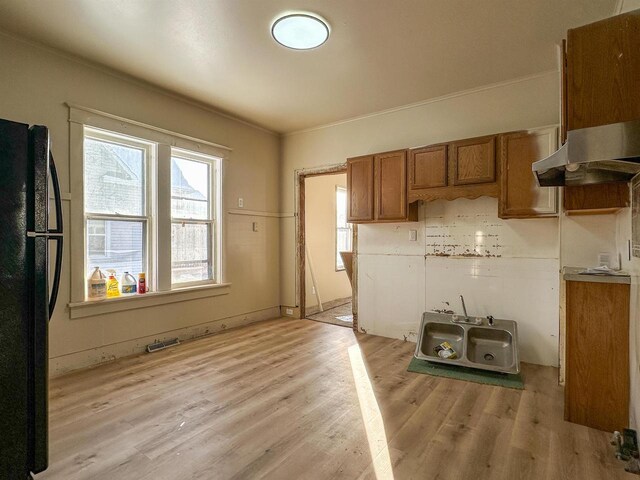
[78, 116, 224, 303]
[84, 128, 153, 280]
[171, 150, 218, 286]
[335, 186, 352, 270]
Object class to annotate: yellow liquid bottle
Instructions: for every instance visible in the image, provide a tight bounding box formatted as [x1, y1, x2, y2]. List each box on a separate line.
[106, 274, 120, 298]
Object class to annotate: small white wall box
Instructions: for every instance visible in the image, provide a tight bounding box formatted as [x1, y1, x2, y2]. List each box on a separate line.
[598, 252, 614, 269]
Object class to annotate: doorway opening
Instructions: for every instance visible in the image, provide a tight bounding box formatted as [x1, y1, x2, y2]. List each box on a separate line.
[297, 166, 356, 329]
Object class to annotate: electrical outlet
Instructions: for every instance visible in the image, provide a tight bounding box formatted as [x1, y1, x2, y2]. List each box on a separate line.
[312, 286, 316, 295]
[238, 197, 244, 208]
[409, 229, 418, 241]
[285, 308, 293, 315]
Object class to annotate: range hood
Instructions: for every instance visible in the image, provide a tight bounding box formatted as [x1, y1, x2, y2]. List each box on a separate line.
[533, 120, 640, 186]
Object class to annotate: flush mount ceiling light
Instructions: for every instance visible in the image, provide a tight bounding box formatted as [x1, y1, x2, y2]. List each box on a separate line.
[271, 13, 330, 50]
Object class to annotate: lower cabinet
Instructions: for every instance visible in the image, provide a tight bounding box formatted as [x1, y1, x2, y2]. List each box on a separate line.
[498, 127, 559, 219]
[565, 279, 630, 432]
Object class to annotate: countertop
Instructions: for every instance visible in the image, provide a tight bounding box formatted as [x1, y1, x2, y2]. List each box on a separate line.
[562, 266, 631, 285]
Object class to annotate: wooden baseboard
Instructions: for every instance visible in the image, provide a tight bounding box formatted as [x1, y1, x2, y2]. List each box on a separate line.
[305, 296, 352, 317]
[49, 306, 281, 377]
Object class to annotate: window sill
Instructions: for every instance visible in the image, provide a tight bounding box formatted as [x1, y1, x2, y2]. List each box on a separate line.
[68, 283, 231, 319]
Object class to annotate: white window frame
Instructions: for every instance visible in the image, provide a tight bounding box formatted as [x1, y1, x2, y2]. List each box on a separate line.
[335, 186, 352, 271]
[67, 104, 231, 317]
[169, 148, 222, 289]
[83, 127, 155, 295]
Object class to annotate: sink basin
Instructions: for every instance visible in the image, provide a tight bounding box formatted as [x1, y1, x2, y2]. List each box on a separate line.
[414, 312, 520, 374]
[419, 322, 465, 361]
[466, 327, 514, 370]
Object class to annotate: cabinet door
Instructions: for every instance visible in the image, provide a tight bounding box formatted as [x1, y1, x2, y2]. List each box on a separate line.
[347, 155, 374, 222]
[375, 150, 407, 221]
[499, 128, 558, 219]
[565, 280, 629, 432]
[567, 11, 640, 131]
[409, 145, 447, 190]
[450, 136, 496, 185]
[564, 182, 629, 213]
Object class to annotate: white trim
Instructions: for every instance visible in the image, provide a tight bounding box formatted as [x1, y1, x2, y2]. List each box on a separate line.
[69, 121, 86, 303]
[67, 103, 232, 158]
[285, 69, 559, 137]
[227, 209, 289, 218]
[68, 282, 231, 319]
[156, 144, 172, 291]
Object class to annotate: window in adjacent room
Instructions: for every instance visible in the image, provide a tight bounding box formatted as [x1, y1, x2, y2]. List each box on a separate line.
[335, 186, 352, 270]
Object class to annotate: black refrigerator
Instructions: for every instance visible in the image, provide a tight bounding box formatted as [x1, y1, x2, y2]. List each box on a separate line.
[0, 118, 63, 479]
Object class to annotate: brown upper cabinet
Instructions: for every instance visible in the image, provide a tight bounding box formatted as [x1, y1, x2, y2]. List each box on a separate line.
[561, 11, 638, 213]
[409, 144, 448, 190]
[408, 135, 499, 202]
[347, 155, 374, 222]
[566, 11, 640, 131]
[498, 127, 559, 219]
[450, 135, 496, 186]
[347, 150, 417, 224]
[564, 183, 630, 215]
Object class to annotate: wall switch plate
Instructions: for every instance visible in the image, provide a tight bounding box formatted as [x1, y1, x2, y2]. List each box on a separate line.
[409, 229, 418, 241]
[285, 308, 293, 315]
[252, 222, 258, 232]
[312, 286, 316, 295]
[238, 197, 244, 208]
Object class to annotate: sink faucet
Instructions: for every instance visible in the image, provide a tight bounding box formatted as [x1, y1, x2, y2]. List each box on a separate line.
[459, 295, 469, 322]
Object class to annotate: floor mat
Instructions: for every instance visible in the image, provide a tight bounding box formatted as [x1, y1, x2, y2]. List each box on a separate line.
[407, 357, 524, 390]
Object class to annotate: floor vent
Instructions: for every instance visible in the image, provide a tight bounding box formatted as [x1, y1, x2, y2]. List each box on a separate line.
[146, 338, 180, 353]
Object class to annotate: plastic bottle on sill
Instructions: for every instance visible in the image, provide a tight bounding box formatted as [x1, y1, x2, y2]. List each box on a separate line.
[138, 273, 146, 294]
[87, 267, 106, 300]
[106, 270, 120, 298]
[121, 272, 137, 295]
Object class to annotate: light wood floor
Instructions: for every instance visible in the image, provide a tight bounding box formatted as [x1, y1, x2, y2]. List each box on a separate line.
[37, 318, 632, 480]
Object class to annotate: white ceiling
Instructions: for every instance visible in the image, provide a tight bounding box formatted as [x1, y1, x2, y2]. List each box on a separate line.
[0, 0, 618, 133]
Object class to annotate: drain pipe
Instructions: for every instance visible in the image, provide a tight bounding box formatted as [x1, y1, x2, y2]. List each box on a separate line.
[305, 244, 323, 312]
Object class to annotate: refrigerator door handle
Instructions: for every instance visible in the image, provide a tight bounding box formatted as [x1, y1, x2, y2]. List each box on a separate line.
[48, 152, 63, 319]
[48, 152, 63, 235]
[48, 236, 63, 318]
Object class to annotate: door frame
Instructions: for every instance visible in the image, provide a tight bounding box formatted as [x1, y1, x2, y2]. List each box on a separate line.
[296, 164, 358, 331]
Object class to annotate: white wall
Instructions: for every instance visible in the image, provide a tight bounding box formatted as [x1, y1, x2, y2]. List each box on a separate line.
[304, 174, 351, 308]
[0, 33, 282, 375]
[359, 198, 560, 366]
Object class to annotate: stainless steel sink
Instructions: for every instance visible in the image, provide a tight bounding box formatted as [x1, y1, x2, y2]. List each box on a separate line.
[414, 311, 520, 374]
[419, 322, 465, 362]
